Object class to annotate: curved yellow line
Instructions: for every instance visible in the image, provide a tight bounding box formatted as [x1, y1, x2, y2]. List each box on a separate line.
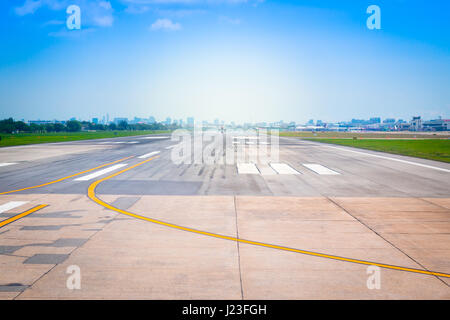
[87, 157, 450, 279]
[0, 156, 133, 195]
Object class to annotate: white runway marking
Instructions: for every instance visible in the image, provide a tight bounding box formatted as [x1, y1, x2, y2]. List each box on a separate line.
[303, 163, 340, 175]
[257, 164, 277, 175]
[139, 136, 169, 140]
[127, 141, 139, 144]
[165, 145, 177, 150]
[270, 163, 300, 174]
[138, 151, 160, 159]
[320, 144, 450, 173]
[74, 164, 128, 181]
[0, 201, 28, 213]
[0, 163, 17, 167]
[237, 163, 260, 174]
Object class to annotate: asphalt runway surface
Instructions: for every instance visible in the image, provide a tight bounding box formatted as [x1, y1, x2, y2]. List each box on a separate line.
[0, 133, 449, 299]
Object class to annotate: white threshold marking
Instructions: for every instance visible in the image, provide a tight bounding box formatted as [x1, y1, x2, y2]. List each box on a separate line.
[0, 201, 28, 213]
[237, 163, 260, 174]
[138, 151, 161, 159]
[320, 144, 450, 173]
[0, 163, 17, 167]
[139, 136, 169, 140]
[74, 164, 128, 181]
[303, 163, 340, 175]
[270, 163, 300, 174]
[257, 164, 277, 175]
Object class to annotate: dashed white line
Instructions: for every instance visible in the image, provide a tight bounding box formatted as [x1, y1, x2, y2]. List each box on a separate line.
[237, 163, 260, 174]
[74, 164, 128, 181]
[269, 163, 300, 174]
[0, 201, 28, 213]
[303, 163, 340, 175]
[138, 151, 161, 159]
[0, 163, 17, 167]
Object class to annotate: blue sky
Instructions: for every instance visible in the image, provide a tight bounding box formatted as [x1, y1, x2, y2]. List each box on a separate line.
[0, 0, 449, 123]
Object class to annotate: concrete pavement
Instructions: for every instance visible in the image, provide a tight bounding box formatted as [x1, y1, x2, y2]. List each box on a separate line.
[0, 133, 449, 299]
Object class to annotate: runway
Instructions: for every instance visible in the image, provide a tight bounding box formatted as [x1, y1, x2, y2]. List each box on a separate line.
[0, 133, 449, 299]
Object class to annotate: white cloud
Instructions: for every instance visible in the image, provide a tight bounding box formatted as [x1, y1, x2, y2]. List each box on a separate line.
[219, 16, 241, 25]
[15, 0, 43, 16]
[125, 5, 150, 14]
[155, 9, 206, 18]
[15, 0, 114, 28]
[99, 1, 112, 10]
[93, 15, 114, 27]
[150, 19, 181, 31]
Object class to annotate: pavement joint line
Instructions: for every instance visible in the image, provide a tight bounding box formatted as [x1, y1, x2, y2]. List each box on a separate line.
[0, 204, 48, 229]
[327, 197, 450, 287]
[87, 157, 450, 279]
[0, 156, 133, 195]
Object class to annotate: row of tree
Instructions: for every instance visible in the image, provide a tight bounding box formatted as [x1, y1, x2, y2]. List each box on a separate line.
[0, 118, 176, 134]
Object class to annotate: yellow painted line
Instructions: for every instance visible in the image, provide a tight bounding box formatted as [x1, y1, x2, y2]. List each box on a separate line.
[0, 204, 48, 228]
[0, 156, 133, 195]
[88, 157, 450, 279]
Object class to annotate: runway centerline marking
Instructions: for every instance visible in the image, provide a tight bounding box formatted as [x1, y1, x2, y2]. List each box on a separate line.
[87, 157, 450, 279]
[0, 204, 48, 228]
[0, 156, 133, 195]
[138, 151, 160, 159]
[0, 201, 28, 213]
[74, 164, 128, 181]
[303, 163, 340, 175]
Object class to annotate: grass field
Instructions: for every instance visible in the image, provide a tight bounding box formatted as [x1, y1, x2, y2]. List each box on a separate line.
[0, 130, 171, 147]
[308, 138, 450, 163]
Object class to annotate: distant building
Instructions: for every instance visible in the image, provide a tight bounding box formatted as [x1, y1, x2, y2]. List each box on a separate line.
[410, 116, 423, 131]
[165, 117, 172, 125]
[383, 118, 395, 124]
[28, 120, 59, 125]
[92, 118, 99, 124]
[114, 117, 128, 124]
[422, 119, 450, 131]
[370, 117, 381, 124]
[187, 117, 194, 127]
